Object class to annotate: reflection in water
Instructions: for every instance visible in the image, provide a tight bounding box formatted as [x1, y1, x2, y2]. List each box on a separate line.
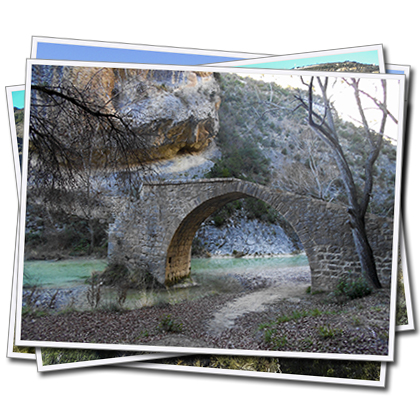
[190, 253, 310, 295]
[192, 254, 309, 275]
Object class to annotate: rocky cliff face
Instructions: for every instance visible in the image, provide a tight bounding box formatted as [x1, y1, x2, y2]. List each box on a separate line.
[31, 65, 221, 163]
[195, 215, 299, 257]
[111, 69, 221, 159]
[27, 68, 396, 261]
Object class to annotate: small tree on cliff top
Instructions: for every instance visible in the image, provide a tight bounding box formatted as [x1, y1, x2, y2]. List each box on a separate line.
[294, 76, 397, 289]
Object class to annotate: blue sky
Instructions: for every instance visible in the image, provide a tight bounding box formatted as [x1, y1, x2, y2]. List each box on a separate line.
[386, 69, 405, 74]
[36, 42, 247, 65]
[16, 46, 388, 110]
[37, 43, 381, 70]
[12, 90, 25, 109]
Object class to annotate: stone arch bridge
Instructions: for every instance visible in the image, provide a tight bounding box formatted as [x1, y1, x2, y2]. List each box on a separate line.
[108, 178, 393, 291]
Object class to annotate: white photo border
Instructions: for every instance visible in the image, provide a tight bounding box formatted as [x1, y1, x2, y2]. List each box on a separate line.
[35, 348, 184, 372]
[16, 60, 405, 362]
[9, 43, 409, 369]
[121, 358, 387, 388]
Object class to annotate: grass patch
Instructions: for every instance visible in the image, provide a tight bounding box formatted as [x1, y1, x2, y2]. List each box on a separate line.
[309, 308, 323, 317]
[272, 336, 288, 349]
[276, 310, 309, 323]
[263, 328, 276, 343]
[318, 325, 343, 339]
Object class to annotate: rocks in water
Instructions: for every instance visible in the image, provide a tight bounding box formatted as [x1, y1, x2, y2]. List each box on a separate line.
[22, 286, 86, 311]
[195, 216, 298, 257]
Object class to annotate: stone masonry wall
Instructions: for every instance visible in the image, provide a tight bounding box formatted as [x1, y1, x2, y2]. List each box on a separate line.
[108, 178, 394, 291]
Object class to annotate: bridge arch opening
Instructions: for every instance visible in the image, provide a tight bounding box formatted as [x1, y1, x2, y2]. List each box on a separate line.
[108, 179, 392, 292]
[164, 190, 310, 287]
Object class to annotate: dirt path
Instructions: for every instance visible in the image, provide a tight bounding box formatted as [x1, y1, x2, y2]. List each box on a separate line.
[208, 267, 311, 336]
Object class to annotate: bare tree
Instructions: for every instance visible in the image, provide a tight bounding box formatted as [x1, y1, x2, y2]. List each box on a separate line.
[28, 67, 154, 252]
[294, 76, 396, 289]
[29, 73, 152, 191]
[276, 127, 342, 201]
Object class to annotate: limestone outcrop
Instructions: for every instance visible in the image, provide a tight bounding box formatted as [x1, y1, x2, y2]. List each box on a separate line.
[30, 65, 221, 163]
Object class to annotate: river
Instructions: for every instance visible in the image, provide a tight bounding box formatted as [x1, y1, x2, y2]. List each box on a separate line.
[23, 254, 308, 288]
[192, 254, 308, 275]
[22, 254, 310, 310]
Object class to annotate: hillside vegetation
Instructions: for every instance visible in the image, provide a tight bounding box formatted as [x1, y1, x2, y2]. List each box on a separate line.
[208, 72, 396, 221]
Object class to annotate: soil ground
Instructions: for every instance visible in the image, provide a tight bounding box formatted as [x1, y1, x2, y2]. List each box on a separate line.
[20, 265, 391, 356]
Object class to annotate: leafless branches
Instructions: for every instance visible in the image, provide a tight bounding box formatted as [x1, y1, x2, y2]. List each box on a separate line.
[293, 76, 398, 289]
[29, 69, 154, 201]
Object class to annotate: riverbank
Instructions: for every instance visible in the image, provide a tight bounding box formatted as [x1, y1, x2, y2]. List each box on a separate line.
[20, 264, 391, 356]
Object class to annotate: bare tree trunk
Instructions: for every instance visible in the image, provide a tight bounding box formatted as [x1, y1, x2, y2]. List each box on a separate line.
[294, 76, 392, 289]
[348, 209, 382, 288]
[89, 218, 95, 255]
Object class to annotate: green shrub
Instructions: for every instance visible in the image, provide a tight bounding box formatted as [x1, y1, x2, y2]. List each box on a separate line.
[191, 237, 210, 258]
[25, 232, 47, 247]
[243, 198, 279, 224]
[41, 348, 123, 365]
[309, 308, 322, 317]
[276, 310, 308, 324]
[213, 215, 225, 227]
[63, 216, 107, 256]
[158, 314, 183, 333]
[335, 275, 372, 300]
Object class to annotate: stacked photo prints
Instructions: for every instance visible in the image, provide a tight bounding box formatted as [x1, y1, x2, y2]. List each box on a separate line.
[5, 37, 414, 386]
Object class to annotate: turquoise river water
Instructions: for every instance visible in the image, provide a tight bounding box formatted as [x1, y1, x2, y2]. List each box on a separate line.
[23, 254, 309, 289]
